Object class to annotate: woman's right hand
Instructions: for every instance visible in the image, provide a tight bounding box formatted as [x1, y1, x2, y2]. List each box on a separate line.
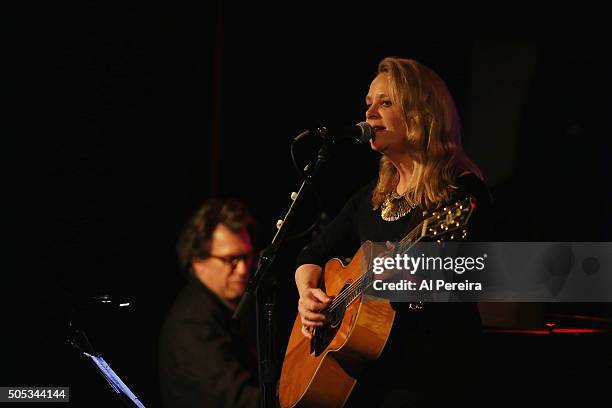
[297, 287, 332, 339]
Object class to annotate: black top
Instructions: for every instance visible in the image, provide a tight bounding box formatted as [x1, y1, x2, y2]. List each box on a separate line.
[295, 173, 493, 407]
[297, 173, 493, 268]
[158, 276, 259, 408]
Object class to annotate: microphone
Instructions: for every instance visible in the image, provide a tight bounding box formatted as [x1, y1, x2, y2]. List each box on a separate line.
[295, 122, 374, 144]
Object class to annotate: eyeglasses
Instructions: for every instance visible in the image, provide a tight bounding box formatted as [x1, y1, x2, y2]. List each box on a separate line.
[207, 252, 254, 269]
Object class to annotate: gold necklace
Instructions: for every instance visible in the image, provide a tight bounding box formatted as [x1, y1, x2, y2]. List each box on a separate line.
[380, 191, 417, 221]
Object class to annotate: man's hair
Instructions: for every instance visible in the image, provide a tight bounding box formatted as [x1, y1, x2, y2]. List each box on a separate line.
[177, 199, 254, 273]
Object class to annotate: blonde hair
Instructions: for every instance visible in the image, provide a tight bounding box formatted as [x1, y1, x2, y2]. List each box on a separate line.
[371, 57, 482, 210]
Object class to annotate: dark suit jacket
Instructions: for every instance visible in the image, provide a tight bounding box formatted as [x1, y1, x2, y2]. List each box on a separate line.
[158, 276, 259, 408]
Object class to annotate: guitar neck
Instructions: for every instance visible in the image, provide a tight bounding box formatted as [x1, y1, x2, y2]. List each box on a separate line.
[330, 196, 475, 311]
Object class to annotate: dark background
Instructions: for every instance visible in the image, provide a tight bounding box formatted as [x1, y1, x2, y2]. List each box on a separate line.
[8, 4, 612, 407]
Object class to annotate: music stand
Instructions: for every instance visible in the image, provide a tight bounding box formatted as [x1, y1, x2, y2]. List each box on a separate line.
[67, 296, 146, 407]
[82, 352, 146, 408]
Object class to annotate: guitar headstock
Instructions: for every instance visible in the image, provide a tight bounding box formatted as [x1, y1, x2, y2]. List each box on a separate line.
[421, 196, 476, 241]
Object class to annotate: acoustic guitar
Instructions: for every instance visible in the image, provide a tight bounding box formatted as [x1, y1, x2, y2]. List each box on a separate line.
[278, 196, 476, 408]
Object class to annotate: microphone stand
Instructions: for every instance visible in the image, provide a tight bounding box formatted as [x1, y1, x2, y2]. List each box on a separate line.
[233, 133, 333, 408]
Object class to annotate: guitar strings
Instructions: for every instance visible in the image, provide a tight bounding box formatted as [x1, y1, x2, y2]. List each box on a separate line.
[325, 202, 470, 312]
[327, 226, 422, 310]
[326, 227, 425, 313]
[327, 236, 423, 313]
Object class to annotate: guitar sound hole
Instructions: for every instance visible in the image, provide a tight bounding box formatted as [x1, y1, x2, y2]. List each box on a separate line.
[310, 282, 350, 356]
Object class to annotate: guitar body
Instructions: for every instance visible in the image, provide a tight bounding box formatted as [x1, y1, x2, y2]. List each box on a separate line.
[279, 197, 475, 407]
[279, 241, 396, 408]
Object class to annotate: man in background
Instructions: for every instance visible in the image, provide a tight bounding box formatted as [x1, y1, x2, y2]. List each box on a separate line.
[159, 199, 259, 408]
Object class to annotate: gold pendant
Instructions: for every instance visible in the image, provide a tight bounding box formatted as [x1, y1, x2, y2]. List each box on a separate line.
[380, 194, 416, 222]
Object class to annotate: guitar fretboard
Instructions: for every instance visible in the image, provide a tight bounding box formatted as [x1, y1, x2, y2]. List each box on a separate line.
[328, 196, 474, 313]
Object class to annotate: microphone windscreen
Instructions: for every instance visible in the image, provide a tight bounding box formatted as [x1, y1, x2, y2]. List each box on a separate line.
[355, 122, 374, 143]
